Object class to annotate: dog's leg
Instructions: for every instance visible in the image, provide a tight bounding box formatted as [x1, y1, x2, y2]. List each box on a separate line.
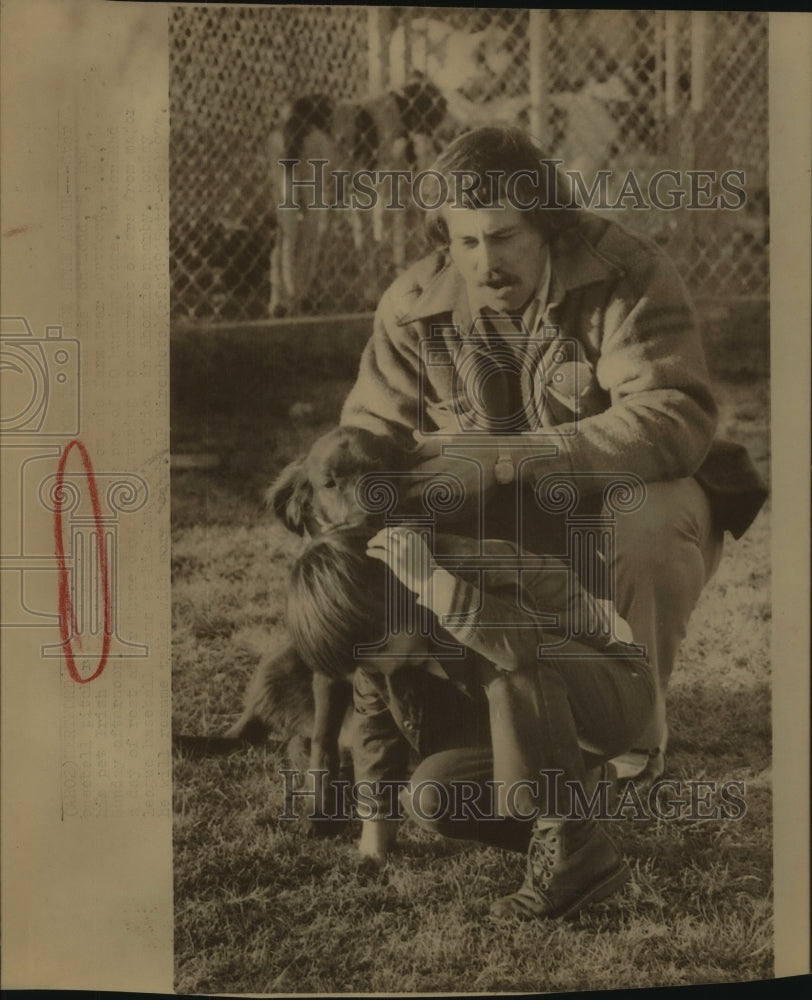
[269, 232, 285, 318]
[226, 644, 352, 839]
[372, 193, 384, 245]
[392, 208, 405, 272]
[269, 127, 290, 318]
[349, 204, 364, 252]
[300, 672, 354, 838]
[279, 208, 299, 309]
[289, 127, 336, 312]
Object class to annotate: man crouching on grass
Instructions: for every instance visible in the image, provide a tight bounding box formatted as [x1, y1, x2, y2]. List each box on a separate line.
[285, 522, 656, 921]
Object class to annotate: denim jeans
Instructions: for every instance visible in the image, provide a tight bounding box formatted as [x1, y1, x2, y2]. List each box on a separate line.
[450, 476, 723, 754]
[401, 642, 656, 849]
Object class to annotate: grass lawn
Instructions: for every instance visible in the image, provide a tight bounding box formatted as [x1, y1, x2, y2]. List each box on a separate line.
[171, 301, 772, 994]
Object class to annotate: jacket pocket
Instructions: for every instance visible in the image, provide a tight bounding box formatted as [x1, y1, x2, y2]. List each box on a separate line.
[533, 353, 607, 425]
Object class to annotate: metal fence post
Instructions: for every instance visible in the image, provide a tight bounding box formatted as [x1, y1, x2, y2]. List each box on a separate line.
[664, 10, 679, 121]
[690, 11, 707, 115]
[367, 6, 385, 95]
[367, 6, 387, 253]
[690, 11, 709, 272]
[528, 10, 548, 143]
[664, 11, 691, 268]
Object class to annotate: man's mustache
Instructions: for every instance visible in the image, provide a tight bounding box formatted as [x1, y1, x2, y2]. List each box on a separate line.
[480, 272, 516, 288]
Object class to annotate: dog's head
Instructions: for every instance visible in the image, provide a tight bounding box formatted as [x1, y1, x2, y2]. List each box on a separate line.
[398, 19, 512, 100]
[267, 426, 410, 536]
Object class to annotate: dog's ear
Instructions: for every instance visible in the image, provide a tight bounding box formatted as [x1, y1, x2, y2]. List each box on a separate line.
[372, 431, 415, 472]
[343, 426, 412, 472]
[265, 458, 313, 535]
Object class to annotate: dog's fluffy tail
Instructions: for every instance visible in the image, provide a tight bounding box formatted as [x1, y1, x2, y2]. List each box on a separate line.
[172, 732, 276, 757]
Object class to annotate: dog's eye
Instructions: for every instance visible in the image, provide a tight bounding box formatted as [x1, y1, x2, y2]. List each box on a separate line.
[322, 477, 337, 489]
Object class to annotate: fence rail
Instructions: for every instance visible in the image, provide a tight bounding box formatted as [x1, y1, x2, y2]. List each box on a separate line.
[169, 7, 768, 324]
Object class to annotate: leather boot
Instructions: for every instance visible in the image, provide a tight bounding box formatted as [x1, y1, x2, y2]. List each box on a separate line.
[489, 818, 629, 920]
[611, 723, 668, 787]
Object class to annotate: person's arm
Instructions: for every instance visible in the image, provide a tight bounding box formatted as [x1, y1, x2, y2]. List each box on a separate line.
[519, 250, 718, 484]
[339, 284, 423, 450]
[418, 563, 634, 671]
[338, 275, 487, 514]
[367, 528, 636, 673]
[424, 566, 540, 672]
[413, 250, 719, 495]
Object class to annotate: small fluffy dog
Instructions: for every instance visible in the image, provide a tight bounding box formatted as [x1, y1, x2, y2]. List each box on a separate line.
[224, 426, 415, 834]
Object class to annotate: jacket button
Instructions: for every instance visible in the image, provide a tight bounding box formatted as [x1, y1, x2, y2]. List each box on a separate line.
[403, 720, 415, 731]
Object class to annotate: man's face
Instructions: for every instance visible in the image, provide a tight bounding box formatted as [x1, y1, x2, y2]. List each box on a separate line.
[445, 203, 547, 314]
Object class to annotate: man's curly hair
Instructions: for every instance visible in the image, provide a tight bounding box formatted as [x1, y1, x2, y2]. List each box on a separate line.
[423, 125, 582, 249]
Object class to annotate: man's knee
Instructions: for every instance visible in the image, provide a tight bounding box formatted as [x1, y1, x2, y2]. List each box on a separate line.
[403, 750, 494, 832]
[400, 761, 457, 834]
[400, 780, 450, 831]
[611, 478, 715, 574]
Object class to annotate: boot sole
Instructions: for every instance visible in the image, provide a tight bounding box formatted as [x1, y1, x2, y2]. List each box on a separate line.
[488, 862, 631, 922]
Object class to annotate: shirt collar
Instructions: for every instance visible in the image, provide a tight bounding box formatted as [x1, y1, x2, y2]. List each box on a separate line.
[519, 247, 552, 332]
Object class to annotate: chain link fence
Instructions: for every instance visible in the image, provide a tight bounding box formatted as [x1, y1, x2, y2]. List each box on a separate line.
[169, 7, 768, 325]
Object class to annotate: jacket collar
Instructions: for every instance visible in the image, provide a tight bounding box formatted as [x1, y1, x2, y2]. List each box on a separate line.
[397, 216, 621, 327]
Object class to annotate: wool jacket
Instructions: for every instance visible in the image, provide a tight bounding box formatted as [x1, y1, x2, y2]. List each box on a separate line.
[341, 213, 767, 538]
[352, 534, 646, 819]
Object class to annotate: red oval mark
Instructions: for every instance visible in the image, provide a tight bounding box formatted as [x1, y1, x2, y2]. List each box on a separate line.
[53, 439, 111, 683]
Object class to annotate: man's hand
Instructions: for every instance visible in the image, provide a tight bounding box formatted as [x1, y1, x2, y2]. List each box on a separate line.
[367, 525, 438, 595]
[408, 432, 502, 511]
[413, 428, 502, 465]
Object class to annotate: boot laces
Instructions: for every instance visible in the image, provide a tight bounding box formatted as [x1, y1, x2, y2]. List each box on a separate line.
[528, 828, 559, 890]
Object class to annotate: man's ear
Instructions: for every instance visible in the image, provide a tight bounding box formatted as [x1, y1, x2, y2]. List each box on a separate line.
[265, 458, 313, 535]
